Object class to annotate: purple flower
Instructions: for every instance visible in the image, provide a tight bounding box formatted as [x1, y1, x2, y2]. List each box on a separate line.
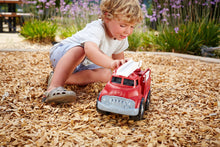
[210, 1, 215, 4]
[189, 1, 191, 5]
[38, 9, 44, 14]
[157, 4, 161, 8]
[46, 2, 50, 6]
[36, 5, 42, 8]
[172, 4, 176, 8]
[159, 8, 169, 14]
[31, 1, 37, 4]
[202, 2, 208, 6]
[175, 0, 181, 5]
[39, 0, 47, 3]
[161, 18, 167, 22]
[163, 3, 168, 6]
[174, 27, 179, 33]
[150, 16, 157, 22]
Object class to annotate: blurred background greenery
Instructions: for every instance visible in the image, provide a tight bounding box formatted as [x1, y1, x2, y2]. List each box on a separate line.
[1, 0, 219, 57]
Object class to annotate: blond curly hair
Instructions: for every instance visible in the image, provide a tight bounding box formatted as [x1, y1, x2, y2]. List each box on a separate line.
[100, 0, 143, 24]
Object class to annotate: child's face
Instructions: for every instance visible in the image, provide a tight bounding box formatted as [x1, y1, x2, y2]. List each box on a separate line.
[104, 17, 135, 41]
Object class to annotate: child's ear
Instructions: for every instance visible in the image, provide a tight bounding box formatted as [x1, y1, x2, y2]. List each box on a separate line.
[104, 12, 113, 21]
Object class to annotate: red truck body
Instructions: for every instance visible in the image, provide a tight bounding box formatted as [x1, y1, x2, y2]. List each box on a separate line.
[96, 67, 151, 120]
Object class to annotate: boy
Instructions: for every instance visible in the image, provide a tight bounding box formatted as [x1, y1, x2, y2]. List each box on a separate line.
[43, 0, 143, 103]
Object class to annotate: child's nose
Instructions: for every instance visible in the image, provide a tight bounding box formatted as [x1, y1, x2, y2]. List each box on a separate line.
[125, 27, 132, 35]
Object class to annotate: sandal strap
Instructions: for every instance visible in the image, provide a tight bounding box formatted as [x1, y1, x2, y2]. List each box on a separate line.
[53, 86, 65, 91]
[45, 87, 75, 97]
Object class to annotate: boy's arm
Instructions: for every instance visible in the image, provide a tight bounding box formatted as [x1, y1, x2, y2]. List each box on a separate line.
[112, 52, 124, 60]
[84, 41, 126, 69]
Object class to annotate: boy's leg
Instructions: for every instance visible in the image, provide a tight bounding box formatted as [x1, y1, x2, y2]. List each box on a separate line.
[48, 46, 85, 92]
[65, 68, 112, 85]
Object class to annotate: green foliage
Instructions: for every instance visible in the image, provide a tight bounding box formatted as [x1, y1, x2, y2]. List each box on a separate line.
[128, 31, 143, 51]
[155, 19, 220, 55]
[150, 0, 219, 29]
[141, 31, 156, 51]
[148, 0, 219, 56]
[128, 30, 155, 51]
[155, 23, 202, 54]
[198, 21, 220, 47]
[20, 20, 57, 43]
[58, 25, 79, 39]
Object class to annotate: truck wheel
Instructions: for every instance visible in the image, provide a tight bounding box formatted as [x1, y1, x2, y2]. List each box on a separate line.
[145, 90, 151, 110]
[96, 94, 110, 115]
[129, 98, 145, 121]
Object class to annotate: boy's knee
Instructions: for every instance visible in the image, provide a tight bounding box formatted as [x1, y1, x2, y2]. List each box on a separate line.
[68, 46, 85, 56]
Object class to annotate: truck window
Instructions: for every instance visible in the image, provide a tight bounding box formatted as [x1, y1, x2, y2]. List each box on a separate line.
[111, 76, 122, 84]
[123, 78, 135, 86]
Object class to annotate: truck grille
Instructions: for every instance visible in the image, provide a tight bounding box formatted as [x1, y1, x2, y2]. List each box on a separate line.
[101, 96, 135, 109]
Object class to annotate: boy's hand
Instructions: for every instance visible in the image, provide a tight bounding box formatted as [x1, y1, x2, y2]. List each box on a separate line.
[111, 59, 128, 69]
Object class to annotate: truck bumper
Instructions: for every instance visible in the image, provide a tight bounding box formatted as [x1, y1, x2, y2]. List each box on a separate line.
[97, 96, 139, 116]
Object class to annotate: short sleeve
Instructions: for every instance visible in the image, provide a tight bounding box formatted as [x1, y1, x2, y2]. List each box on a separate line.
[75, 20, 105, 46]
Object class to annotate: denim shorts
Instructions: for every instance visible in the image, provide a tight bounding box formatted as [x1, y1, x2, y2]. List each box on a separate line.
[50, 43, 103, 73]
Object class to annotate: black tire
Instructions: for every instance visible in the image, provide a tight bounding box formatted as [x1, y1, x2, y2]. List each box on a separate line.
[145, 89, 151, 110]
[130, 98, 145, 121]
[96, 93, 110, 115]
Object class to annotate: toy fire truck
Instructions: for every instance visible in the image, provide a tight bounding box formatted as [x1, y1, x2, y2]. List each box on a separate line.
[96, 60, 151, 120]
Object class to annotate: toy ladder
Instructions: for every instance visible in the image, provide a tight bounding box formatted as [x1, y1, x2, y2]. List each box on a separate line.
[116, 60, 142, 77]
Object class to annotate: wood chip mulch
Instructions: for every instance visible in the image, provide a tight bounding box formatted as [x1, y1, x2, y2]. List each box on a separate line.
[0, 51, 219, 146]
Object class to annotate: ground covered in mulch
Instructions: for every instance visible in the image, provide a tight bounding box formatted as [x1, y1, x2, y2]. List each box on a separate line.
[0, 51, 219, 146]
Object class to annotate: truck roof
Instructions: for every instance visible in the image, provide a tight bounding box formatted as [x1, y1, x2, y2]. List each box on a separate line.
[115, 60, 142, 77]
[112, 68, 141, 80]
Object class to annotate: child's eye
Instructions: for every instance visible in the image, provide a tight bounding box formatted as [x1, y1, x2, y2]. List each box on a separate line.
[120, 25, 126, 27]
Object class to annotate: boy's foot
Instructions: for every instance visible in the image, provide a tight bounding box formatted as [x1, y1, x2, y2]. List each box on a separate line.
[42, 87, 76, 104]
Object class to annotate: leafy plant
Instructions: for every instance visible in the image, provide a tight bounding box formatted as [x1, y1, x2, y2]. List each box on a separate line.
[21, 0, 101, 27]
[155, 22, 203, 54]
[141, 31, 156, 51]
[20, 20, 57, 43]
[198, 20, 220, 47]
[128, 31, 143, 51]
[148, 0, 220, 28]
[143, 0, 220, 56]
[58, 25, 79, 39]
[154, 17, 220, 55]
[128, 30, 155, 52]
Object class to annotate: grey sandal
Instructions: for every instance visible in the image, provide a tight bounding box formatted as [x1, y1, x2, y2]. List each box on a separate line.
[42, 87, 76, 103]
